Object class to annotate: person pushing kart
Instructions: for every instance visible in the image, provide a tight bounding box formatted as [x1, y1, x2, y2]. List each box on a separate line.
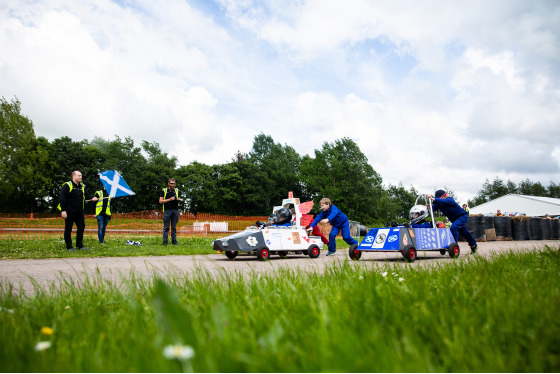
[307, 197, 357, 256]
[426, 189, 478, 253]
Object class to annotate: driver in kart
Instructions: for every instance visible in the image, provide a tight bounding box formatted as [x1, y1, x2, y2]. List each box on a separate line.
[409, 205, 433, 228]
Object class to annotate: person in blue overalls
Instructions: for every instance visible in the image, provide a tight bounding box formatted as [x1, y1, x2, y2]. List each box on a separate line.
[427, 190, 478, 253]
[307, 198, 357, 256]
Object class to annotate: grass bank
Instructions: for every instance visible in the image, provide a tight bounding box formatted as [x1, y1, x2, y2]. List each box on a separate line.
[0, 237, 355, 260]
[1, 246, 559, 372]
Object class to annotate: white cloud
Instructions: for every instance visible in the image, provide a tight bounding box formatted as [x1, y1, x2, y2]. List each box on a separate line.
[1, 0, 559, 203]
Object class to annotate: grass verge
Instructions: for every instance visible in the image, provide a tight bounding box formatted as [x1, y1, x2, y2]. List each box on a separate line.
[0, 246, 559, 372]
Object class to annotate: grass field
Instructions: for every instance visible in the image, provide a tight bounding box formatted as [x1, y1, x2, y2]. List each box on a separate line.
[0, 236, 217, 259]
[0, 246, 559, 372]
[0, 236, 358, 260]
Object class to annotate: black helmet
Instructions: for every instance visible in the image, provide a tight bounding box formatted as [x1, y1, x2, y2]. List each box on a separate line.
[409, 205, 428, 224]
[267, 214, 277, 225]
[275, 207, 292, 225]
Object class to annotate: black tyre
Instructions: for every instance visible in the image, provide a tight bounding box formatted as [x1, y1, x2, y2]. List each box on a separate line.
[440, 249, 446, 256]
[402, 247, 417, 262]
[308, 244, 320, 258]
[256, 247, 270, 261]
[302, 250, 309, 256]
[448, 242, 460, 258]
[278, 251, 288, 259]
[348, 244, 362, 261]
[225, 250, 238, 259]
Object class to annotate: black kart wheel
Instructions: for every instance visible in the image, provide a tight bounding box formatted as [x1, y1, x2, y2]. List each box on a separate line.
[440, 249, 446, 256]
[348, 244, 361, 261]
[225, 250, 238, 259]
[308, 244, 320, 258]
[278, 251, 288, 259]
[448, 242, 460, 258]
[256, 247, 270, 261]
[402, 247, 417, 262]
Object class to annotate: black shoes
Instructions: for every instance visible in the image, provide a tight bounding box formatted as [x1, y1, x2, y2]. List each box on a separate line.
[470, 244, 478, 254]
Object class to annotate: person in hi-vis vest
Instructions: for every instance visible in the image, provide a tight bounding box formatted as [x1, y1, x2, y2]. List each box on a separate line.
[59, 171, 98, 251]
[159, 178, 183, 245]
[95, 187, 111, 243]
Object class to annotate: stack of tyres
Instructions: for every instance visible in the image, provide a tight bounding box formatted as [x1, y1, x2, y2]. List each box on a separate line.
[494, 216, 512, 241]
[541, 219, 552, 240]
[530, 217, 543, 240]
[464, 215, 485, 242]
[511, 216, 531, 241]
[551, 219, 560, 240]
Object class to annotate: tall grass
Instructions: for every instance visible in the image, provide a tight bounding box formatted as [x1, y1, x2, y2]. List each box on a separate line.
[1, 247, 559, 372]
[0, 237, 355, 260]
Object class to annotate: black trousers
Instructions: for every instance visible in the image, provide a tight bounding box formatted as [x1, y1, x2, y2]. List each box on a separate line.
[64, 211, 85, 249]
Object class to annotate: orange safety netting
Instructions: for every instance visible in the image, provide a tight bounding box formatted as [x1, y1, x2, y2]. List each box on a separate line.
[0, 211, 269, 240]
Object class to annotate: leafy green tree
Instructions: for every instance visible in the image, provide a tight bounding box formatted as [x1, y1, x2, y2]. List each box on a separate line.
[299, 138, 383, 223]
[91, 136, 152, 212]
[175, 162, 218, 213]
[0, 97, 53, 212]
[248, 133, 305, 207]
[46, 137, 105, 214]
[383, 183, 419, 221]
[547, 182, 560, 198]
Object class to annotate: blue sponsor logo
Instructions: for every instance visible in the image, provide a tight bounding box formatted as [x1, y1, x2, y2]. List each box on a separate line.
[388, 235, 398, 243]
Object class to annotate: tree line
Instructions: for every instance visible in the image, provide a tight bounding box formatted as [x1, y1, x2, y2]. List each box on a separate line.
[467, 177, 560, 207]
[1, 97, 558, 223]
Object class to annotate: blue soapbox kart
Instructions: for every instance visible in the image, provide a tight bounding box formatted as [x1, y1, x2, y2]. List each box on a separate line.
[348, 226, 460, 262]
[348, 195, 460, 262]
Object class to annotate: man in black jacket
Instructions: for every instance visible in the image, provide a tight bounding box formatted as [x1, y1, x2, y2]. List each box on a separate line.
[59, 171, 98, 251]
[159, 178, 183, 245]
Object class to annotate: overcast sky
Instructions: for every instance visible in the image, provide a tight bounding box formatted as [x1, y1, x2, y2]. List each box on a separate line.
[1, 0, 559, 203]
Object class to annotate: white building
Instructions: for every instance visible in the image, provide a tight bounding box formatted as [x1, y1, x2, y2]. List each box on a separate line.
[469, 194, 560, 217]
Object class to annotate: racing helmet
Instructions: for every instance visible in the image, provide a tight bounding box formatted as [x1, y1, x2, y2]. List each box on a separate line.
[409, 205, 428, 225]
[275, 207, 292, 225]
[267, 214, 277, 225]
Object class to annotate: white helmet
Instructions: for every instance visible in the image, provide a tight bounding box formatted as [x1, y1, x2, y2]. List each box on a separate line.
[409, 205, 428, 224]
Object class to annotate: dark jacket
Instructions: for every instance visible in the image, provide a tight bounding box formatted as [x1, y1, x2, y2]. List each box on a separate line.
[310, 205, 350, 229]
[60, 181, 94, 213]
[431, 197, 468, 222]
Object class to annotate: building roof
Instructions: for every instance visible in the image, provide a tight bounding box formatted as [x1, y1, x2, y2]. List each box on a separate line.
[469, 194, 560, 217]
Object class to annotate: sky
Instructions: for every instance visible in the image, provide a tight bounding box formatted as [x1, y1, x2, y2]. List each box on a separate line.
[1, 0, 559, 204]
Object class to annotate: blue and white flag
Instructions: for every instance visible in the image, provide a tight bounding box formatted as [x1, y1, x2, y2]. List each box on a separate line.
[99, 170, 135, 198]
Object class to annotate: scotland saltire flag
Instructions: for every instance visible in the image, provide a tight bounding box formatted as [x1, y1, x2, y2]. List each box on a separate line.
[99, 170, 135, 198]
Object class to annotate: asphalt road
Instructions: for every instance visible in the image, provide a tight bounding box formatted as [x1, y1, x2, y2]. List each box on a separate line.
[1, 240, 559, 295]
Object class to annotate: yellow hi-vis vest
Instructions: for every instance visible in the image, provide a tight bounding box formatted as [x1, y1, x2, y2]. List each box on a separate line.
[162, 187, 179, 212]
[95, 190, 111, 216]
[57, 181, 85, 211]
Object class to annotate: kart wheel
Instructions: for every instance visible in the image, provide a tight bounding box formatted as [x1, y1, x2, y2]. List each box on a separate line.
[307, 244, 320, 258]
[448, 242, 460, 258]
[348, 244, 361, 261]
[302, 250, 309, 256]
[225, 250, 238, 259]
[256, 247, 270, 261]
[402, 247, 417, 262]
[440, 249, 446, 256]
[278, 251, 288, 259]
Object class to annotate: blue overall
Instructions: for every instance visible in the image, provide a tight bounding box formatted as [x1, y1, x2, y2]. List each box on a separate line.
[432, 197, 477, 247]
[310, 205, 357, 253]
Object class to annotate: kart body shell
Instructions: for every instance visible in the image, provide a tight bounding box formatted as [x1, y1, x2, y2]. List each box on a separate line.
[348, 226, 460, 262]
[213, 195, 324, 260]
